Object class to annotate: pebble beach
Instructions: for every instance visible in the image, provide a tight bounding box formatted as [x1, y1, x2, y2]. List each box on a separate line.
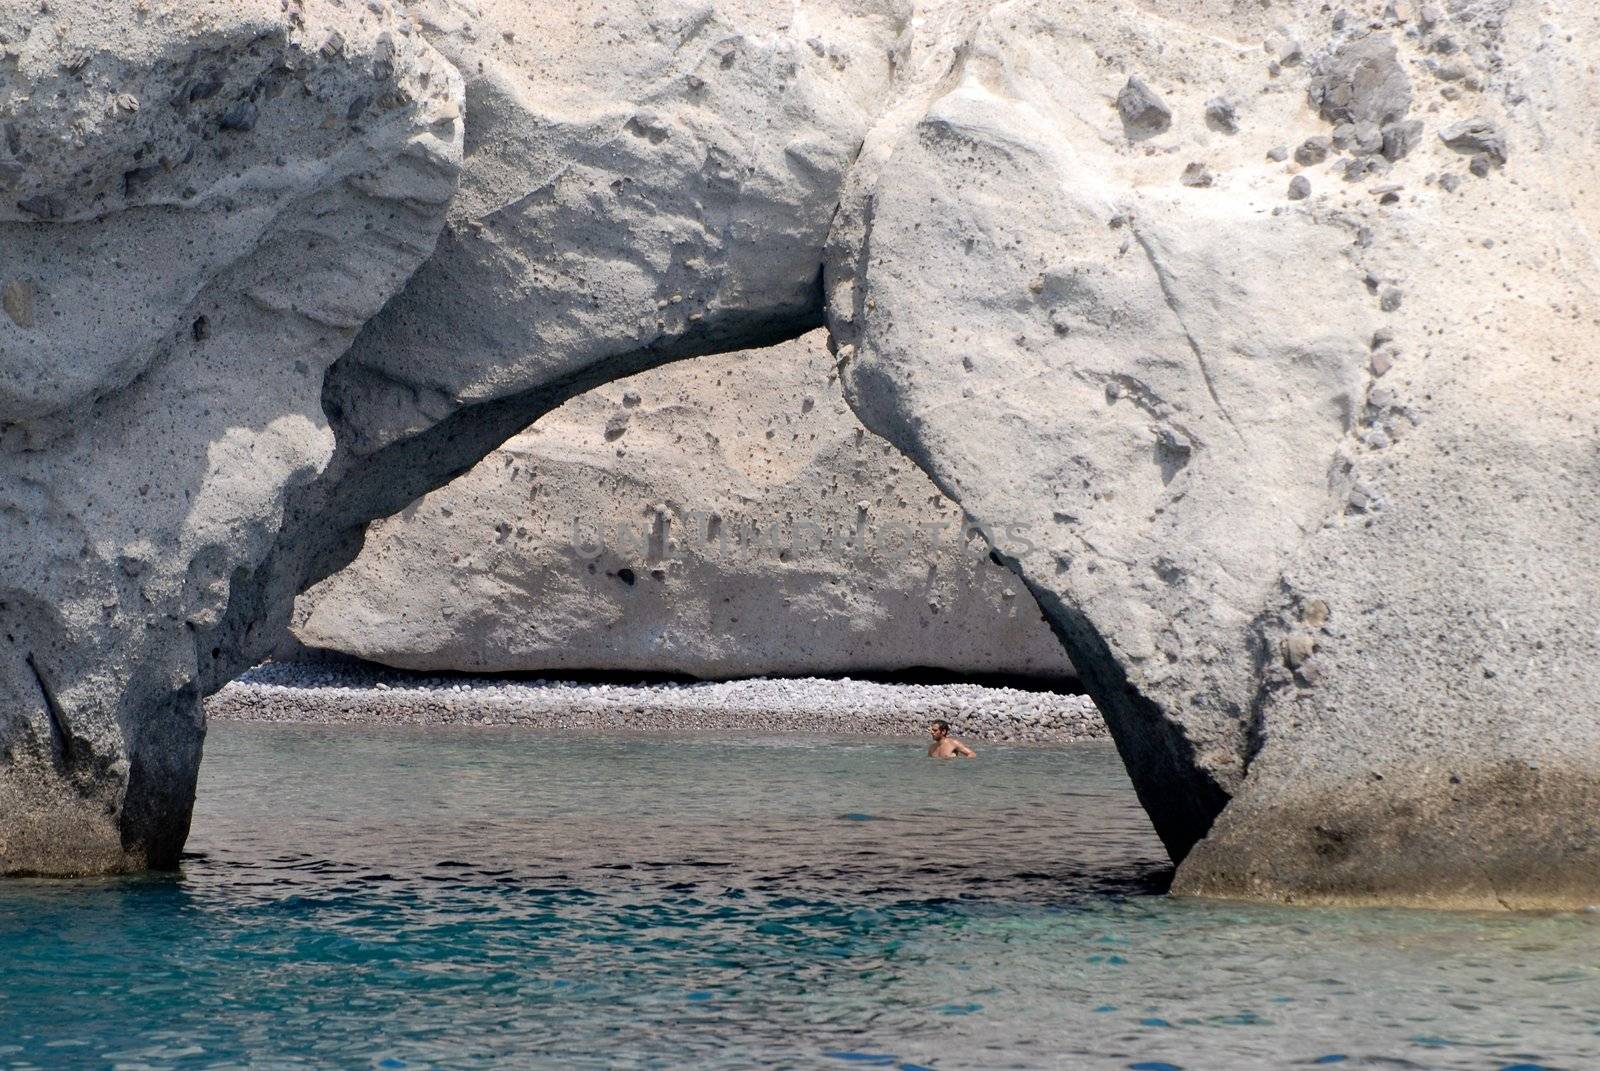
[207, 661, 1107, 744]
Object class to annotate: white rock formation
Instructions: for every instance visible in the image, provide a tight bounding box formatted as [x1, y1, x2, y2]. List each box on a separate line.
[4, 0, 1598, 909]
[828, 0, 1600, 906]
[291, 332, 1073, 679]
[0, 0, 464, 873]
[0, 0, 910, 875]
[325, 0, 908, 456]
[201, 0, 912, 703]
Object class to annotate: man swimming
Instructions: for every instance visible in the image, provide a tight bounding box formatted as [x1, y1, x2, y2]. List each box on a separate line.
[927, 720, 976, 758]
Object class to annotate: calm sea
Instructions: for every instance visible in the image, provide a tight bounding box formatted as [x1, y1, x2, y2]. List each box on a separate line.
[2, 725, 1596, 1069]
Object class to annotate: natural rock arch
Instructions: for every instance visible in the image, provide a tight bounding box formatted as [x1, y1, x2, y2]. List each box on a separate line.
[2, 0, 1598, 909]
[0, 0, 906, 876]
[286, 330, 1077, 684]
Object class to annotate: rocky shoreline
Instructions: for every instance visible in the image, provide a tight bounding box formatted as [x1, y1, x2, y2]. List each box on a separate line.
[207, 662, 1107, 745]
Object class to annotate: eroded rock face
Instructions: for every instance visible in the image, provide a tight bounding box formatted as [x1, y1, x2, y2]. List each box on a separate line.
[195, 0, 912, 692]
[6, 0, 1598, 909]
[290, 331, 1072, 679]
[322, 0, 908, 456]
[828, 0, 1600, 907]
[0, 0, 908, 874]
[0, 0, 464, 873]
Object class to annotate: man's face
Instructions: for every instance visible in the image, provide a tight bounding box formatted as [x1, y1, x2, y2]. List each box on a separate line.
[929, 725, 946, 740]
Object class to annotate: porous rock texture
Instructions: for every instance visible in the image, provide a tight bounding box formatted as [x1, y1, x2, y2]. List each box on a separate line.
[5, 0, 1599, 910]
[0, 0, 464, 874]
[0, 0, 905, 875]
[289, 331, 1073, 679]
[827, 0, 1600, 907]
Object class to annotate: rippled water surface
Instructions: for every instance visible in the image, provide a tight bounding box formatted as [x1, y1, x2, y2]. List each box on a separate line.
[3, 725, 1599, 1070]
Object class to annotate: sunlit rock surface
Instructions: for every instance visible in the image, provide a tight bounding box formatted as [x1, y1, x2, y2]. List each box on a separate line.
[0, 0, 464, 873]
[828, 0, 1600, 907]
[291, 331, 1073, 679]
[0, 0, 904, 875]
[4, 0, 1598, 908]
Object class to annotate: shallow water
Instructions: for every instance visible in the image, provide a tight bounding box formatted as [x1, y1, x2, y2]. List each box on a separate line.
[2, 726, 1598, 1070]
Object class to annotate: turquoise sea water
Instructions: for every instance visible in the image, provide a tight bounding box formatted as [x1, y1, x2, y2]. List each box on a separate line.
[3, 725, 1599, 1070]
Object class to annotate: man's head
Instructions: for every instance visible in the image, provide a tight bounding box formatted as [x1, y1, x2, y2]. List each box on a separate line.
[929, 720, 950, 740]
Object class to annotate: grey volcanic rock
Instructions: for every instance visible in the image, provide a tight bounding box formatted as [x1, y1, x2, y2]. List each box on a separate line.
[0, 0, 907, 875]
[0, 0, 465, 874]
[1439, 117, 1508, 164]
[6, 0, 1600, 912]
[291, 332, 1073, 679]
[828, 0, 1600, 907]
[1309, 33, 1413, 127]
[1117, 77, 1172, 138]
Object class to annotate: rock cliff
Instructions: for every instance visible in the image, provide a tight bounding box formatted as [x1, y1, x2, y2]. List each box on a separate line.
[290, 331, 1073, 679]
[0, 0, 463, 873]
[827, 0, 1600, 906]
[0, 0, 903, 874]
[2, 0, 1597, 906]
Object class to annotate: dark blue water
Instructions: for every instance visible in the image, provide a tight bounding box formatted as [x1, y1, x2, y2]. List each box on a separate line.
[2, 726, 1598, 1070]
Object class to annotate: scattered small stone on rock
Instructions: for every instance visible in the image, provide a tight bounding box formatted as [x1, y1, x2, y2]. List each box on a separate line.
[1295, 136, 1332, 166]
[1179, 161, 1214, 188]
[1333, 121, 1384, 155]
[1381, 119, 1424, 160]
[1343, 156, 1388, 183]
[220, 101, 259, 132]
[16, 193, 64, 220]
[1268, 31, 1304, 67]
[1288, 175, 1312, 200]
[2, 279, 34, 329]
[1117, 76, 1172, 138]
[1284, 633, 1317, 668]
[1204, 96, 1238, 134]
[1309, 33, 1414, 128]
[1439, 117, 1507, 164]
